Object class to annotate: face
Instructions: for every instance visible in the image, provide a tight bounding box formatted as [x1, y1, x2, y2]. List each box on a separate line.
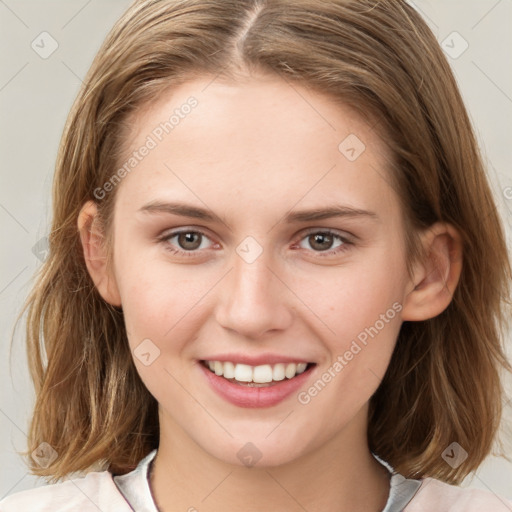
[102, 73, 415, 467]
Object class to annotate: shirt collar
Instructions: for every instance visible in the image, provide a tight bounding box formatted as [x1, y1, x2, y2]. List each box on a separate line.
[113, 449, 422, 512]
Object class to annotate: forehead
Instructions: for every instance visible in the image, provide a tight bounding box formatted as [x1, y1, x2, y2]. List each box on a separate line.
[114, 74, 399, 219]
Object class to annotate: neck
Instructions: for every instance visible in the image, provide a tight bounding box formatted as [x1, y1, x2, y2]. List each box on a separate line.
[150, 406, 390, 512]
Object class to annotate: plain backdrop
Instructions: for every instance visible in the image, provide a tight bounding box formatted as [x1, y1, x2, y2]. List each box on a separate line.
[1, 0, 511, 502]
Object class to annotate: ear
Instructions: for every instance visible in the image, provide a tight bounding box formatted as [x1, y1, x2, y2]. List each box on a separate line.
[402, 222, 463, 321]
[77, 201, 122, 307]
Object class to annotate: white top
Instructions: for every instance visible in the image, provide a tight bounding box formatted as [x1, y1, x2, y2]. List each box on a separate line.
[1, 449, 511, 511]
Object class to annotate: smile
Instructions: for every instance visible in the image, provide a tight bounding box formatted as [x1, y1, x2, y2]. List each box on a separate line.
[201, 360, 314, 385]
[198, 360, 317, 408]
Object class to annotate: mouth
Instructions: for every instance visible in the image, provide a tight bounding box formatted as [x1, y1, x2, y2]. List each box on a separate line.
[198, 358, 318, 408]
[199, 359, 317, 387]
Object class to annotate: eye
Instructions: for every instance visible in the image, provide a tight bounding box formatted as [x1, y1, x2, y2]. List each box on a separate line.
[159, 229, 215, 256]
[158, 227, 353, 259]
[296, 229, 352, 257]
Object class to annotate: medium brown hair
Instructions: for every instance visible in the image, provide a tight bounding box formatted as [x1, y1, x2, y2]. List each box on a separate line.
[14, 0, 511, 485]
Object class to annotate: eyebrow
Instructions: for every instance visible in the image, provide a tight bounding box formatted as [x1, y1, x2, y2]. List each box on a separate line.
[138, 200, 379, 226]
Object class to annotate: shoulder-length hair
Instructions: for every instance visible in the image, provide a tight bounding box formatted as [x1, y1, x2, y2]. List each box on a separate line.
[15, 0, 511, 484]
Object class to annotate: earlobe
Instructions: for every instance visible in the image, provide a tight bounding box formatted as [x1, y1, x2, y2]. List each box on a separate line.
[77, 201, 122, 307]
[402, 223, 463, 321]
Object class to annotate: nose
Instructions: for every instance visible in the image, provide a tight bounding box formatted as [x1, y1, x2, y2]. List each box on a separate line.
[214, 249, 294, 339]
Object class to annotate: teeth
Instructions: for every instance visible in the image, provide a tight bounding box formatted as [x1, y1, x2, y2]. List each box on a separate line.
[204, 360, 309, 383]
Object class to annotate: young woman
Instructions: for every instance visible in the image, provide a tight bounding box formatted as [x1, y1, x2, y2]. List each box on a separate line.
[2, 0, 511, 510]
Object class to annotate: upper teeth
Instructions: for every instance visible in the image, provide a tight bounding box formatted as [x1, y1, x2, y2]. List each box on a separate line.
[205, 361, 309, 383]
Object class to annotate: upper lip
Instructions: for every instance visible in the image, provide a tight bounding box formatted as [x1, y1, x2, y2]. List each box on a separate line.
[200, 353, 315, 366]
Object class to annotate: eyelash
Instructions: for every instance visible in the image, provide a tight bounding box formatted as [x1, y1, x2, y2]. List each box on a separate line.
[158, 228, 353, 258]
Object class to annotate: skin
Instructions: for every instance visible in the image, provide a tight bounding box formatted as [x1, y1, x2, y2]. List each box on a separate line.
[79, 73, 462, 512]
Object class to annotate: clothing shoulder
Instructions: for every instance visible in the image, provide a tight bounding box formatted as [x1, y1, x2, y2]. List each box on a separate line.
[405, 477, 512, 511]
[0, 470, 132, 512]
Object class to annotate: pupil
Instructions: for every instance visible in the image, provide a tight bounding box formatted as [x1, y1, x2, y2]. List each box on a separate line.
[179, 232, 201, 250]
[311, 233, 332, 251]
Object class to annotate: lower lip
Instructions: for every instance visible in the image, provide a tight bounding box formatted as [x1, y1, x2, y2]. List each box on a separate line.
[198, 362, 316, 408]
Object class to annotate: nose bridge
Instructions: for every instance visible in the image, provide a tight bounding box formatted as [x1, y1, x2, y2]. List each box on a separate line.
[215, 241, 293, 337]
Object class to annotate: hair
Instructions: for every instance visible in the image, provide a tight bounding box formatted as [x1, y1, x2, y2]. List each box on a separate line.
[12, 0, 511, 485]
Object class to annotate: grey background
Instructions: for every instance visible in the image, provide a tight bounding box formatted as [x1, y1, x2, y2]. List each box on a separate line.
[1, 0, 511, 502]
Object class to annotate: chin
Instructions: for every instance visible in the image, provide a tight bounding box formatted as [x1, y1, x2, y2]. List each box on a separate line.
[202, 433, 311, 469]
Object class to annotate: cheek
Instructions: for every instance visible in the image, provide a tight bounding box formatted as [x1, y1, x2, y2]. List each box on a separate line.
[292, 251, 406, 398]
[296, 268, 403, 415]
[115, 261, 207, 399]
[116, 255, 216, 348]
[334, 274, 402, 341]
[298, 256, 405, 341]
